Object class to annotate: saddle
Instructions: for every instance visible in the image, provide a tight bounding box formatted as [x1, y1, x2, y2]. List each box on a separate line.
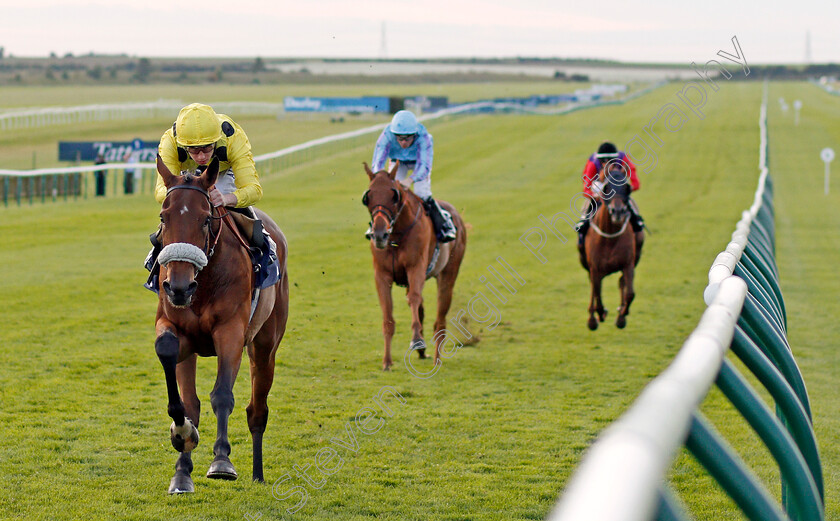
[225, 209, 281, 290]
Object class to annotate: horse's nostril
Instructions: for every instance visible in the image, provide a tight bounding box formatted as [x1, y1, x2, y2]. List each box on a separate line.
[186, 281, 198, 296]
[163, 281, 172, 295]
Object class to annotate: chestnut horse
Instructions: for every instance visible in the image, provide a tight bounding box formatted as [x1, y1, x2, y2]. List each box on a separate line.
[362, 162, 467, 370]
[583, 169, 642, 330]
[153, 156, 289, 494]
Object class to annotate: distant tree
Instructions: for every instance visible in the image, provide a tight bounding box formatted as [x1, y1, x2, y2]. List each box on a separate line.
[61, 71, 69, 80]
[109, 67, 118, 79]
[49, 52, 57, 59]
[87, 65, 103, 80]
[0, 47, 4, 59]
[133, 58, 152, 82]
[208, 67, 223, 82]
[63, 52, 74, 59]
[13, 74, 21, 82]
[46, 69, 55, 80]
[252, 56, 266, 73]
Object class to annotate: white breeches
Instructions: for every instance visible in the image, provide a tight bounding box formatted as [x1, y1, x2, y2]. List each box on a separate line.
[392, 161, 432, 199]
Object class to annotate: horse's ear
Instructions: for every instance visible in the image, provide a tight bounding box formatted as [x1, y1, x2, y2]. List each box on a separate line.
[156, 154, 177, 189]
[201, 157, 220, 190]
[388, 160, 399, 180]
[363, 162, 375, 180]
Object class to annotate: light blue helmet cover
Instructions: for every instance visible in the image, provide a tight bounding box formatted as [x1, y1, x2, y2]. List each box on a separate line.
[390, 110, 419, 135]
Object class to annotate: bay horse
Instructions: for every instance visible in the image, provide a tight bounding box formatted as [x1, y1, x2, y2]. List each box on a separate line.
[362, 162, 467, 370]
[152, 155, 289, 494]
[583, 168, 642, 330]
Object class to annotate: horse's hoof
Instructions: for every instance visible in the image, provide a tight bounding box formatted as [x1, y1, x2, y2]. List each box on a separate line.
[170, 418, 199, 453]
[587, 317, 598, 331]
[409, 339, 426, 359]
[382, 364, 392, 371]
[599, 310, 608, 322]
[616, 316, 627, 329]
[207, 457, 238, 480]
[168, 473, 194, 494]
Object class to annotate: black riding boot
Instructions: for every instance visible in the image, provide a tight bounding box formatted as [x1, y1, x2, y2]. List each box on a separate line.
[237, 207, 280, 289]
[144, 226, 163, 293]
[628, 199, 645, 232]
[422, 197, 457, 243]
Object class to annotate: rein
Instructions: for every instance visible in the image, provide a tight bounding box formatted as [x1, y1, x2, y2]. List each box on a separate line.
[387, 202, 422, 247]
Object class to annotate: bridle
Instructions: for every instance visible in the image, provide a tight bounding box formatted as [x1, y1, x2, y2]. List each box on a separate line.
[365, 185, 405, 237]
[163, 184, 224, 265]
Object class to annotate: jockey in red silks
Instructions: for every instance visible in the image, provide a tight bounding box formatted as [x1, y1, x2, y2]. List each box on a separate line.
[575, 141, 645, 249]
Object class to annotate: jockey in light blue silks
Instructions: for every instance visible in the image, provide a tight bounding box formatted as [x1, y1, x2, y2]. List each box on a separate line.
[369, 110, 457, 243]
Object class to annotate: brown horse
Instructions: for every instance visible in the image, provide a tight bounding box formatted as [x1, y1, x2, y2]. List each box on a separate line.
[153, 155, 289, 494]
[583, 168, 642, 330]
[362, 162, 467, 370]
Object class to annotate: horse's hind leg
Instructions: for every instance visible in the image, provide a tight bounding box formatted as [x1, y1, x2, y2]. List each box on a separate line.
[433, 264, 460, 364]
[247, 287, 287, 482]
[206, 326, 245, 481]
[246, 341, 276, 483]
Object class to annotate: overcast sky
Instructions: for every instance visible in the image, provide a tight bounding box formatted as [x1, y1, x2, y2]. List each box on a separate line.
[1, 0, 837, 64]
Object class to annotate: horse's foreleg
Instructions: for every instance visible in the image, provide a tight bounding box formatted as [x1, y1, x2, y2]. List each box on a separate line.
[155, 328, 185, 426]
[170, 354, 199, 494]
[617, 267, 635, 329]
[405, 267, 427, 360]
[155, 325, 199, 494]
[375, 273, 395, 370]
[206, 325, 245, 481]
[587, 271, 604, 330]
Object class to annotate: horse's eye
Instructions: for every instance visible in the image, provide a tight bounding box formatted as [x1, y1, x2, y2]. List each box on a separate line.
[204, 217, 211, 228]
[160, 214, 165, 223]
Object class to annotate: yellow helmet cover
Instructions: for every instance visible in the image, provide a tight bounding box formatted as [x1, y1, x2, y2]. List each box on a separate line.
[175, 103, 222, 146]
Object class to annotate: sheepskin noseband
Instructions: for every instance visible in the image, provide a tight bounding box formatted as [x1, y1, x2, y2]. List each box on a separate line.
[158, 242, 208, 270]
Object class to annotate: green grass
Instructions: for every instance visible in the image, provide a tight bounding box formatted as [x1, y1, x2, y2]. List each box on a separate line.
[0, 81, 836, 520]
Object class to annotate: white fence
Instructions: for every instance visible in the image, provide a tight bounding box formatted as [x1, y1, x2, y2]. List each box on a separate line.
[0, 83, 664, 205]
[0, 101, 285, 131]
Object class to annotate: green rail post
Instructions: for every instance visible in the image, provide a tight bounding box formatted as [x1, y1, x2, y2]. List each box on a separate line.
[686, 413, 787, 521]
[739, 295, 812, 418]
[731, 327, 824, 501]
[655, 487, 690, 521]
[717, 360, 823, 520]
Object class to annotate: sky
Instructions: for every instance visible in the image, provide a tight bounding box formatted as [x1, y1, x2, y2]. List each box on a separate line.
[1, 0, 838, 64]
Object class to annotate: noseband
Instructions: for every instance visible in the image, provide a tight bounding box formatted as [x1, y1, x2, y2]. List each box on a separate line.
[369, 197, 406, 235]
